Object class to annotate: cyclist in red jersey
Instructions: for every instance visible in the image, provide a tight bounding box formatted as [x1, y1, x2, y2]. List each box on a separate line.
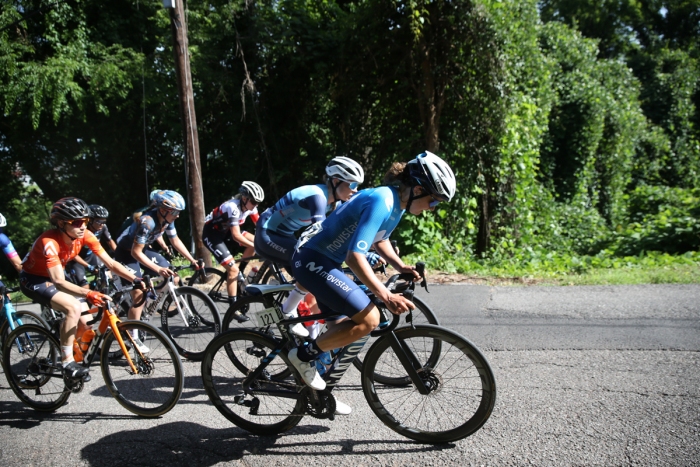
[20, 197, 145, 380]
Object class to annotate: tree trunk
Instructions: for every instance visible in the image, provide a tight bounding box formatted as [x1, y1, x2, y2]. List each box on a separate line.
[169, 0, 210, 267]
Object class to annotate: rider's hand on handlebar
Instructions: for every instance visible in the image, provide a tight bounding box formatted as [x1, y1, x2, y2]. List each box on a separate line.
[132, 278, 146, 290]
[396, 265, 421, 282]
[86, 290, 111, 307]
[382, 291, 415, 315]
[159, 267, 176, 278]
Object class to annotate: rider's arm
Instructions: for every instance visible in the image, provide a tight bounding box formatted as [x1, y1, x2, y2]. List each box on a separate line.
[73, 255, 91, 269]
[46, 263, 92, 298]
[374, 239, 418, 278]
[156, 235, 169, 252]
[0, 233, 22, 273]
[168, 235, 197, 265]
[108, 238, 117, 252]
[346, 251, 413, 314]
[230, 224, 255, 249]
[95, 250, 139, 284]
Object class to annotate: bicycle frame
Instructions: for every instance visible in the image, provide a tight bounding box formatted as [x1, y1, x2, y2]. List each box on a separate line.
[241, 281, 431, 398]
[75, 303, 147, 374]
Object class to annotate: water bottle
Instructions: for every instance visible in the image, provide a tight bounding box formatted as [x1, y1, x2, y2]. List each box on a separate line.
[315, 351, 332, 376]
[77, 329, 96, 353]
[246, 266, 259, 284]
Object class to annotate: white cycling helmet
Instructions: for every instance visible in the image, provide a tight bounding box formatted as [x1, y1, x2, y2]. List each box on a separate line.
[407, 151, 457, 202]
[239, 181, 265, 203]
[0, 213, 6, 228]
[326, 156, 364, 184]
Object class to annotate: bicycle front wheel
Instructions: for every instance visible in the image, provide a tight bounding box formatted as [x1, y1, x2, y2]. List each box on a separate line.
[2, 324, 70, 411]
[362, 325, 496, 444]
[201, 329, 304, 435]
[0, 310, 49, 357]
[352, 295, 439, 382]
[160, 286, 221, 361]
[101, 320, 184, 417]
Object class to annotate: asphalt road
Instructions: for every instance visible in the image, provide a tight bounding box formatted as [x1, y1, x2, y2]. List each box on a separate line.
[1, 283, 698, 466]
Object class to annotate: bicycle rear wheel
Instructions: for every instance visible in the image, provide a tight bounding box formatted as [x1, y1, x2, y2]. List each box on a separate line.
[101, 320, 184, 417]
[160, 286, 221, 361]
[201, 329, 304, 435]
[352, 295, 439, 382]
[2, 324, 70, 411]
[362, 325, 496, 444]
[187, 267, 228, 315]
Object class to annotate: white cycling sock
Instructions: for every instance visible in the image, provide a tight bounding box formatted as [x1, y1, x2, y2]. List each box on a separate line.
[282, 287, 307, 316]
[61, 345, 74, 366]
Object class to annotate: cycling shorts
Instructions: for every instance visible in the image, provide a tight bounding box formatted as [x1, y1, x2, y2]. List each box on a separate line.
[19, 272, 59, 307]
[254, 212, 295, 270]
[114, 247, 171, 279]
[203, 223, 239, 266]
[291, 247, 370, 319]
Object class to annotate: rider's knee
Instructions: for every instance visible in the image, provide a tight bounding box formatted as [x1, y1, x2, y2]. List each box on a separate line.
[361, 306, 381, 330]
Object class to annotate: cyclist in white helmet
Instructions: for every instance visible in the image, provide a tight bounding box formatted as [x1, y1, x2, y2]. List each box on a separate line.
[114, 190, 199, 349]
[255, 156, 365, 333]
[202, 181, 264, 320]
[288, 152, 456, 400]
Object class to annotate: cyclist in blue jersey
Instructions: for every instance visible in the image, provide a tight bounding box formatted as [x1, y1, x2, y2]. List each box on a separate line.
[202, 181, 264, 321]
[288, 152, 457, 399]
[66, 204, 118, 288]
[255, 157, 365, 336]
[114, 190, 199, 336]
[0, 213, 22, 274]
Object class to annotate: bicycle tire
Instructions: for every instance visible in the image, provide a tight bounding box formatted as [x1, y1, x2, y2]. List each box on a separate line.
[352, 295, 439, 383]
[101, 320, 184, 417]
[0, 310, 50, 358]
[201, 329, 304, 435]
[160, 286, 221, 361]
[361, 324, 496, 444]
[2, 324, 70, 411]
[187, 267, 228, 315]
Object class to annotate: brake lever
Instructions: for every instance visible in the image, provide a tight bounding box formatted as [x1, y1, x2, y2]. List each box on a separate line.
[415, 262, 429, 293]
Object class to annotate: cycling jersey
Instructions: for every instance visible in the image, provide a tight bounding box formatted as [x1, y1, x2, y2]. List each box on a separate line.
[301, 186, 404, 263]
[205, 198, 259, 231]
[0, 232, 19, 261]
[116, 208, 176, 250]
[261, 184, 329, 236]
[22, 229, 105, 277]
[80, 224, 113, 261]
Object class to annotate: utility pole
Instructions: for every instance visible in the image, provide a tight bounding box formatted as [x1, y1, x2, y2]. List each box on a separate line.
[164, 0, 210, 266]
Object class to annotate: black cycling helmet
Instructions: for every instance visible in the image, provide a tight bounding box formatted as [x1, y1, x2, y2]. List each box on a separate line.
[88, 204, 109, 219]
[50, 197, 90, 225]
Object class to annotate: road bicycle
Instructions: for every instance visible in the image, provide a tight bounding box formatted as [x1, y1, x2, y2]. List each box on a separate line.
[187, 254, 289, 316]
[200, 268, 496, 444]
[0, 280, 49, 361]
[219, 263, 440, 375]
[2, 285, 184, 416]
[137, 263, 221, 361]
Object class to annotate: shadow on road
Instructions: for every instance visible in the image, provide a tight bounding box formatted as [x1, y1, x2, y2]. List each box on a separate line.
[0, 399, 140, 429]
[79, 421, 453, 466]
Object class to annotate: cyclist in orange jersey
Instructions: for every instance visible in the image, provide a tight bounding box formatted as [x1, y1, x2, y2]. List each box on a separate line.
[20, 197, 145, 380]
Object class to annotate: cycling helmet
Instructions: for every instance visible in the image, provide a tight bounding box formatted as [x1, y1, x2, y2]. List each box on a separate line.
[88, 204, 109, 219]
[152, 190, 186, 211]
[407, 151, 456, 202]
[0, 213, 6, 228]
[326, 156, 364, 184]
[239, 181, 264, 203]
[50, 197, 90, 224]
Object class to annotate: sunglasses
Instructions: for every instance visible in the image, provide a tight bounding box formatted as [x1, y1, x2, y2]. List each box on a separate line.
[246, 198, 258, 207]
[69, 218, 88, 228]
[91, 219, 106, 226]
[429, 195, 441, 208]
[349, 182, 359, 190]
[165, 210, 181, 217]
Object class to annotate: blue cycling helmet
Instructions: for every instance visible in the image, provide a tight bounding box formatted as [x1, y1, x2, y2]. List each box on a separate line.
[152, 190, 186, 211]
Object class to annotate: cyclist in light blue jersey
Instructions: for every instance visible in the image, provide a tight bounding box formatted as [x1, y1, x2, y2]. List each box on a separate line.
[0, 213, 22, 274]
[288, 152, 457, 397]
[255, 157, 365, 336]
